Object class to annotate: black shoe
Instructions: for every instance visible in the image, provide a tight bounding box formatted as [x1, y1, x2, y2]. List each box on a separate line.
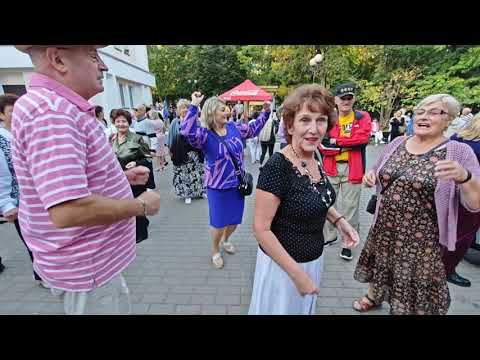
[340, 248, 353, 261]
[0, 260, 5, 274]
[447, 272, 471, 287]
[324, 237, 338, 247]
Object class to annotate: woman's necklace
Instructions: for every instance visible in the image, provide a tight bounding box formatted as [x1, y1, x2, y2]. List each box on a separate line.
[290, 145, 325, 186]
[289, 144, 332, 205]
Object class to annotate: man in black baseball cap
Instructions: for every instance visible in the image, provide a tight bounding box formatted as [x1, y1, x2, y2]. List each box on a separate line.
[334, 83, 356, 98]
[320, 82, 372, 261]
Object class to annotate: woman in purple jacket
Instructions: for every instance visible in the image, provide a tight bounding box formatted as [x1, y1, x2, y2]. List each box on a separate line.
[353, 94, 480, 314]
[181, 92, 270, 269]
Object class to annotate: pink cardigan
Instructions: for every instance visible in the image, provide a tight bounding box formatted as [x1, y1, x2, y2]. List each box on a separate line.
[371, 136, 480, 251]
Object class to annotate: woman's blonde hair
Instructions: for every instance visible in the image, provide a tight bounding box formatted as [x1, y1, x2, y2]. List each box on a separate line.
[149, 109, 160, 120]
[201, 96, 226, 130]
[458, 113, 480, 141]
[176, 99, 190, 114]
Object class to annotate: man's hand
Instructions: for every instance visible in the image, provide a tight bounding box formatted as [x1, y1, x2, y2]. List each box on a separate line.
[4, 208, 18, 222]
[137, 191, 161, 216]
[125, 166, 150, 185]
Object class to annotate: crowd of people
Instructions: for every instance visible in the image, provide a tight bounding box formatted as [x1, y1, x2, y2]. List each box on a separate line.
[0, 44, 479, 315]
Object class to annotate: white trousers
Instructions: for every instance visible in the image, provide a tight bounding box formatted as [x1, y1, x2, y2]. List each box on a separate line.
[246, 138, 261, 163]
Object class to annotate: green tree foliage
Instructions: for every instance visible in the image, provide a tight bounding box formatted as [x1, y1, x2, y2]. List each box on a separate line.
[148, 45, 247, 102]
[148, 45, 480, 114]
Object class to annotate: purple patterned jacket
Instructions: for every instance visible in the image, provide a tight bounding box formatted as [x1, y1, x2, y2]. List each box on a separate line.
[180, 105, 269, 189]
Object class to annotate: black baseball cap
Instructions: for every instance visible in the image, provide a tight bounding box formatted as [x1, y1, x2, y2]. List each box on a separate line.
[334, 83, 356, 98]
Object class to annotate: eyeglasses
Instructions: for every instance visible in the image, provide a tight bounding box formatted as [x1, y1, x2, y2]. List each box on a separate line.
[339, 95, 354, 101]
[414, 108, 449, 117]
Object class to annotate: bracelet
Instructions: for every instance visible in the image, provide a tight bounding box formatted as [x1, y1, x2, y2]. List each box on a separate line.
[136, 197, 147, 217]
[457, 170, 472, 185]
[332, 215, 345, 227]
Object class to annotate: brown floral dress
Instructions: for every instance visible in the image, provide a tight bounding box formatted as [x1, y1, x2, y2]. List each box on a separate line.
[354, 142, 451, 315]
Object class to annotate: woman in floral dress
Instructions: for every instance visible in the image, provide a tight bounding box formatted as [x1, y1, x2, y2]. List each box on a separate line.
[168, 99, 206, 204]
[353, 94, 480, 315]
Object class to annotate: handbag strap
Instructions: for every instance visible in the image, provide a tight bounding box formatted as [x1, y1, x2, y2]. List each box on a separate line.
[211, 131, 243, 182]
[379, 138, 450, 195]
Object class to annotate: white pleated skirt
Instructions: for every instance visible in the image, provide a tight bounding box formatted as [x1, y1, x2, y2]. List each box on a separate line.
[248, 247, 324, 315]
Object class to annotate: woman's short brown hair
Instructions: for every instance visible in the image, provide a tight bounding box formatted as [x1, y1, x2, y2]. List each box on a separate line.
[0, 93, 19, 114]
[112, 109, 132, 125]
[282, 84, 337, 144]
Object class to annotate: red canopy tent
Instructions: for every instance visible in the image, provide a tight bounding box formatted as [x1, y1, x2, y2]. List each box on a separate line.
[219, 80, 272, 102]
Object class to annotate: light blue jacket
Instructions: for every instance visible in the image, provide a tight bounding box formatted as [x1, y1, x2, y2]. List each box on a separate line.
[0, 128, 18, 214]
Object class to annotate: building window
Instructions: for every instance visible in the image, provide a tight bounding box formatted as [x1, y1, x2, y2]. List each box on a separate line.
[114, 45, 130, 56]
[118, 83, 125, 107]
[128, 86, 134, 108]
[2, 85, 27, 97]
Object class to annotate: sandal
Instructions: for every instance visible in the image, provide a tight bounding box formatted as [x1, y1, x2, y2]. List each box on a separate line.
[352, 294, 381, 312]
[222, 242, 236, 254]
[212, 253, 224, 269]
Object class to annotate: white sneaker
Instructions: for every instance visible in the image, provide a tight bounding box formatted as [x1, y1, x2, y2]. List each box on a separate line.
[36, 280, 50, 289]
[185, 197, 192, 204]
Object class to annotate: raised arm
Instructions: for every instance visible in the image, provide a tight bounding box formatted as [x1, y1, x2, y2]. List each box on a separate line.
[180, 92, 208, 149]
[236, 102, 271, 139]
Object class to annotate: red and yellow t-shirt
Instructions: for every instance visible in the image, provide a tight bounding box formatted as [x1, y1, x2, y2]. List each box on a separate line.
[335, 112, 354, 162]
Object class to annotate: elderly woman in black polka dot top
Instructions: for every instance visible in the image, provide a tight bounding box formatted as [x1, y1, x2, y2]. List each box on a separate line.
[249, 84, 360, 315]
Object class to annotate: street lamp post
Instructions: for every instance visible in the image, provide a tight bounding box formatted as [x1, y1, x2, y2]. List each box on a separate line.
[309, 53, 324, 86]
[188, 79, 198, 92]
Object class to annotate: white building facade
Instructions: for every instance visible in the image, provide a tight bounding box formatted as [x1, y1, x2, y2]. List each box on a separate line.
[0, 45, 156, 118]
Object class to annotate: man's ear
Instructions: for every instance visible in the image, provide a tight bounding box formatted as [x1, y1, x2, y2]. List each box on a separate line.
[44, 47, 69, 75]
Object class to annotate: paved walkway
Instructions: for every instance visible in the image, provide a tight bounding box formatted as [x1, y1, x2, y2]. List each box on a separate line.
[0, 144, 479, 315]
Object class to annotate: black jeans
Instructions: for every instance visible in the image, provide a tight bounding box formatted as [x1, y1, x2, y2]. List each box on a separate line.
[260, 142, 275, 165]
[14, 219, 42, 280]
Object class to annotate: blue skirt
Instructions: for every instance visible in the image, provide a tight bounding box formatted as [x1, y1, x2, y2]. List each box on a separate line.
[207, 187, 245, 228]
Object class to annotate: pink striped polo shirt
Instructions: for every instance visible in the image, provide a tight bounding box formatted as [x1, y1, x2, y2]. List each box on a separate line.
[11, 73, 136, 292]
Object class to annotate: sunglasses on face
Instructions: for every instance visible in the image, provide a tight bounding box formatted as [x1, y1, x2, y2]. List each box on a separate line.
[340, 95, 354, 101]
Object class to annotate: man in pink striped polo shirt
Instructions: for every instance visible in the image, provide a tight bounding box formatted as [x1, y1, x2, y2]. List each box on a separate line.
[11, 45, 160, 314]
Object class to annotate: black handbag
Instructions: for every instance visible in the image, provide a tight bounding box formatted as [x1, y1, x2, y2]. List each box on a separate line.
[214, 132, 253, 196]
[366, 194, 378, 215]
[366, 139, 449, 215]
